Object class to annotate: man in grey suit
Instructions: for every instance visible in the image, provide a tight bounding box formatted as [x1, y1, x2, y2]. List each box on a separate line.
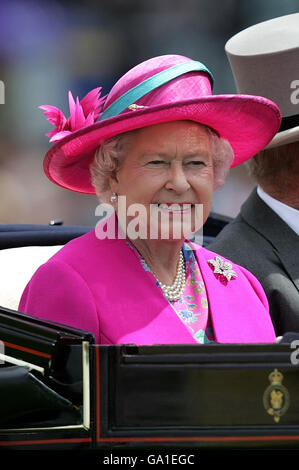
[208, 13, 299, 336]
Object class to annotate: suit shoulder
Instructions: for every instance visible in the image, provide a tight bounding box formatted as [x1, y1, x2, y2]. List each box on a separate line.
[207, 214, 272, 258]
[210, 215, 255, 243]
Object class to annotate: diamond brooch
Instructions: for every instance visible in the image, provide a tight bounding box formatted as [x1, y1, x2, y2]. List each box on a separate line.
[208, 256, 237, 282]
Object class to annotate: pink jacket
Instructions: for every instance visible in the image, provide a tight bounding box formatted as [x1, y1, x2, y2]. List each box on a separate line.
[19, 230, 276, 344]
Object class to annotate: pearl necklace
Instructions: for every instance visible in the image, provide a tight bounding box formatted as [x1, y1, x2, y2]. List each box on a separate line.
[146, 250, 186, 302]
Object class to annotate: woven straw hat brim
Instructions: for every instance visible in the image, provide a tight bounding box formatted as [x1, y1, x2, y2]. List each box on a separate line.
[43, 94, 281, 194]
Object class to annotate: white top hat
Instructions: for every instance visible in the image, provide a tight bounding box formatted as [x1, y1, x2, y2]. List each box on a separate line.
[225, 13, 299, 149]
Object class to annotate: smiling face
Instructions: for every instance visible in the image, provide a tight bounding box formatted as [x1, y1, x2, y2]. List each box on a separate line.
[109, 121, 214, 241]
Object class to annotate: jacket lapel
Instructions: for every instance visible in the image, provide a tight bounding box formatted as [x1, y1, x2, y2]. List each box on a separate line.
[96, 220, 275, 344]
[191, 243, 276, 343]
[108, 237, 198, 344]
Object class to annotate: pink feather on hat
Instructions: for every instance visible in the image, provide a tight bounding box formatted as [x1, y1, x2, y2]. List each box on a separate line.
[39, 87, 107, 143]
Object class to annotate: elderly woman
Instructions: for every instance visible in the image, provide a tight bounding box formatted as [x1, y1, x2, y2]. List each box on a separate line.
[19, 54, 281, 345]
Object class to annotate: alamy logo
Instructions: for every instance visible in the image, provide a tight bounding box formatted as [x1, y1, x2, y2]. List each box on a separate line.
[290, 340, 299, 364]
[95, 197, 204, 246]
[290, 80, 299, 105]
[0, 81, 4, 104]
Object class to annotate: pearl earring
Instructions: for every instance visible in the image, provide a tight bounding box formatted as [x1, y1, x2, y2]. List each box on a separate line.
[110, 192, 117, 203]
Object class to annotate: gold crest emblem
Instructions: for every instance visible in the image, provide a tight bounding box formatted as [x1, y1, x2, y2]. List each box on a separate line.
[263, 369, 290, 423]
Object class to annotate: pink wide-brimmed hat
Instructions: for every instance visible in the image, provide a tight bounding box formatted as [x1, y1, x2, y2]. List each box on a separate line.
[40, 54, 281, 194]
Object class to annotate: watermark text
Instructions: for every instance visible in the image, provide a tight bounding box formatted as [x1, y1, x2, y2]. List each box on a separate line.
[0, 81, 4, 104]
[290, 80, 299, 105]
[95, 197, 204, 245]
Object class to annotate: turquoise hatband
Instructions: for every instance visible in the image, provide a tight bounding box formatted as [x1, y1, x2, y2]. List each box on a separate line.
[99, 61, 213, 121]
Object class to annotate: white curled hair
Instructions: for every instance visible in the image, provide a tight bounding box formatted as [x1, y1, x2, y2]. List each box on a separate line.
[90, 130, 137, 203]
[90, 125, 234, 202]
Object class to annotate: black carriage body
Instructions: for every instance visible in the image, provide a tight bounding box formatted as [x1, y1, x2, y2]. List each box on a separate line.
[0, 220, 298, 451]
[1, 307, 299, 450]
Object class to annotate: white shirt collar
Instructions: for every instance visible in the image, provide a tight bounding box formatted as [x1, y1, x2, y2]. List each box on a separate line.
[257, 186, 299, 236]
